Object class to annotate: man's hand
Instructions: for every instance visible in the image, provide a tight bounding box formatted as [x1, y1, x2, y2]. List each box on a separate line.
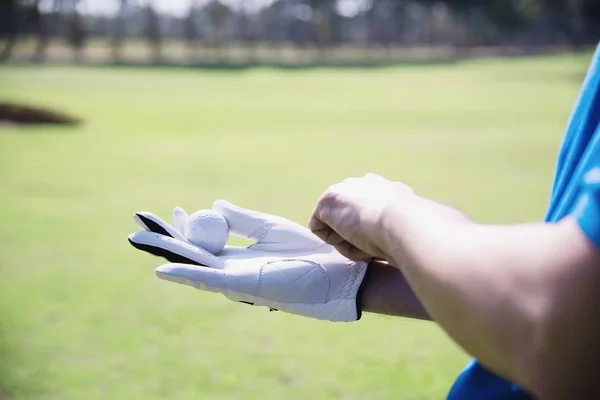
[308, 173, 416, 262]
[128, 200, 369, 322]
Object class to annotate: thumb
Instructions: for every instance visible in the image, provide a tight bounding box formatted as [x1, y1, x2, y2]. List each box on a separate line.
[155, 263, 228, 292]
[155, 263, 258, 296]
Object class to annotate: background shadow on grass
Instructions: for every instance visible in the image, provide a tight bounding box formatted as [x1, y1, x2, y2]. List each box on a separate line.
[0, 102, 83, 128]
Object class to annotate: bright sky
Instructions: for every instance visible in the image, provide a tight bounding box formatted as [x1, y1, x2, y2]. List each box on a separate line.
[38, 0, 370, 18]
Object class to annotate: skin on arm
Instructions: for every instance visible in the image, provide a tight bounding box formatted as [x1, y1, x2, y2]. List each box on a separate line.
[310, 175, 600, 400]
[360, 259, 431, 321]
[386, 209, 600, 399]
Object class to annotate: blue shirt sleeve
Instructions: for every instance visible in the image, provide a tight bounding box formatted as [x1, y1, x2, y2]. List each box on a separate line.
[574, 165, 600, 248]
[546, 43, 600, 222]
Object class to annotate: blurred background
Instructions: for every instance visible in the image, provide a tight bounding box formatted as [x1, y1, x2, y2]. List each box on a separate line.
[0, 1, 598, 400]
[1, 0, 599, 65]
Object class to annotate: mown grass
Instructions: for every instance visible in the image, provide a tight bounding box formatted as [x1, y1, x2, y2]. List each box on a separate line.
[0, 51, 593, 399]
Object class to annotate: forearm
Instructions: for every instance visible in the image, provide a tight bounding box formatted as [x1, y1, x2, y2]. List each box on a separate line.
[359, 259, 431, 321]
[380, 201, 600, 397]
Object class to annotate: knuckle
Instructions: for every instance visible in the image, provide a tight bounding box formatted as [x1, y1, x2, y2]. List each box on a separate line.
[320, 187, 340, 206]
[325, 183, 340, 195]
[315, 229, 335, 245]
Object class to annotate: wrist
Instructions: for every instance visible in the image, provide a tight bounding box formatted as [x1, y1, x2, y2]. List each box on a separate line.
[377, 195, 472, 268]
[376, 194, 421, 265]
[358, 259, 431, 320]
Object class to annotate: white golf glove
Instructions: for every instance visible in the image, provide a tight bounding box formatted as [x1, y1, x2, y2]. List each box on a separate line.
[128, 200, 370, 322]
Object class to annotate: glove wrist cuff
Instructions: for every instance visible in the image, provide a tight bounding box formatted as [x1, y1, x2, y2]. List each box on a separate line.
[354, 260, 373, 321]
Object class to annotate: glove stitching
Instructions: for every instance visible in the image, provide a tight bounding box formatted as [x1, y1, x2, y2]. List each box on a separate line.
[261, 260, 329, 303]
[248, 226, 268, 242]
[283, 259, 329, 303]
[338, 262, 367, 299]
[280, 262, 323, 303]
[256, 265, 264, 298]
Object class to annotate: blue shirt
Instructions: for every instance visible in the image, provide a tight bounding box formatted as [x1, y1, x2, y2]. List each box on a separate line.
[447, 41, 600, 400]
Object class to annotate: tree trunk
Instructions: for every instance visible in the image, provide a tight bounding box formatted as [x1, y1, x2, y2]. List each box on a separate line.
[31, 0, 48, 63]
[111, 0, 127, 63]
[0, 0, 18, 62]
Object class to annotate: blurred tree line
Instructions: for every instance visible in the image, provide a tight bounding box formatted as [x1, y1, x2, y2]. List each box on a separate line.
[1, 0, 599, 63]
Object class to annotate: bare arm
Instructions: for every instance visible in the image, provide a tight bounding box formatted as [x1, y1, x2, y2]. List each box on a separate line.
[360, 259, 431, 321]
[380, 202, 600, 399]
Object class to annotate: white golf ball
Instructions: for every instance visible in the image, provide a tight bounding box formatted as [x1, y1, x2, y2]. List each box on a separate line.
[184, 209, 230, 254]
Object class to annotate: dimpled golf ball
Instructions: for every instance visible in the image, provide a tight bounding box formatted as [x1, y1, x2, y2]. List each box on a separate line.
[184, 209, 230, 254]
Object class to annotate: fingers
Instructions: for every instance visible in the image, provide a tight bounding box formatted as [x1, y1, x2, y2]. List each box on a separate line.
[308, 189, 340, 246]
[212, 199, 272, 238]
[128, 231, 225, 269]
[335, 242, 373, 261]
[155, 263, 260, 299]
[213, 199, 324, 251]
[308, 207, 328, 234]
[309, 176, 389, 261]
[308, 212, 336, 243]
[308, 222, 371, 261]
[134, 212, 188, 242]
[172, 206, 189, 234]
[309, 205, 367, 260]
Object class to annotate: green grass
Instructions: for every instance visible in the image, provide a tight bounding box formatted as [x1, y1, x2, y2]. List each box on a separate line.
[0, 52, 594, 399]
